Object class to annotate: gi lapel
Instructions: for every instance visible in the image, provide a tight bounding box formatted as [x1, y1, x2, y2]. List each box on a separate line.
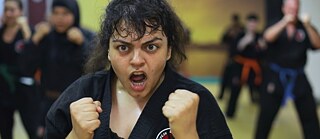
[129, 66, 177, 139]
[93, 70, 114, 138]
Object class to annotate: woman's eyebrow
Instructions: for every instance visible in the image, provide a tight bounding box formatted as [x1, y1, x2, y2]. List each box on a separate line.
[111, 39, 131, 46]
[112, 37, 163, 45]
[142, 37, 162, 45]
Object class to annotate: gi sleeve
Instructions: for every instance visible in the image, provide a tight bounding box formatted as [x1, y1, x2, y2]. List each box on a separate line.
[45, 72, 106, 139]
[45, 78, 85, 139]
[304, 25, 319, 51]
[194, 86, 233, 139]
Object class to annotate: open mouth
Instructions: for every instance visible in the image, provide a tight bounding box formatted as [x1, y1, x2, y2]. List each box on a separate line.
[129, 72, 147, 91]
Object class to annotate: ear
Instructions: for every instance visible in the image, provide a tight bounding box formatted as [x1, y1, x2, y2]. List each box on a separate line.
[166, 47, 172, 61]
[107, 50, 111, 61]
[282, 5, 286, 14]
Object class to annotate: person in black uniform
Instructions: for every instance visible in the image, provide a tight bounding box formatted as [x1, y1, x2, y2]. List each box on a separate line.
[255, 0, 320, 138]
[225, 14, 265, 118]
[0, 0, 39, 139]
[218, 14, 244, 100]
[45, 0, 233, 138]
[22, 0, 95, 137]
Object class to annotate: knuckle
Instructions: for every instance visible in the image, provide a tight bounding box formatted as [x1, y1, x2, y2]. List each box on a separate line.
[165, 101, 173, 107]
[191, 93, 199, 100]
[93, 101, 101, 106]
[82, 97, 93, 102]
[168, 93, 175, 99]
[79, 122, 88, 130]
[175, 89, 184, 94]
[162, 105, 169, 111]
[96, 119, 101, 126]
[190, 94, 199, 104]
[70, 101, 76, 109]
[95, 112, 100, 119]
[162, 106, 166, 111]
[89, 120, 100, 132]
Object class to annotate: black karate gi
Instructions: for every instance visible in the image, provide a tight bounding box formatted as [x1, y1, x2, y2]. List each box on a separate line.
[226, 32, 263, 118]
[46, 66, 232, 139]
[218, 28, 243, 100]
[0, 25, 39, 139]
[22, 0, 95, 129]
[255, 20, 320, 139]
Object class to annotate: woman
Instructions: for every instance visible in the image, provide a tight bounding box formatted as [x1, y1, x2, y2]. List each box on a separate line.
[23, 0, 95, 137]
[0, 0, 37, 139]
[46, 0, 232, 139]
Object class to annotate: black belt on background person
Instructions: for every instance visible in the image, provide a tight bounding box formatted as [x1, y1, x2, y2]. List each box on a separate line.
[45, 90, 61, 99]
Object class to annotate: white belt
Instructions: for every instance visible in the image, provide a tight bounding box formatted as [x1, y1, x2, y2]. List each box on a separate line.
[19, 77, 35, 86]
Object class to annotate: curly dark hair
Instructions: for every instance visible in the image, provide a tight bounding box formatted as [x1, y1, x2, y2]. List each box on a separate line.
[84, 0, 187, 73]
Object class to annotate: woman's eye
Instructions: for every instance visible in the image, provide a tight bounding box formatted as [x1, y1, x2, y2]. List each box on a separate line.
[117, 45, 129, 52]
[146, 44, 158, 52]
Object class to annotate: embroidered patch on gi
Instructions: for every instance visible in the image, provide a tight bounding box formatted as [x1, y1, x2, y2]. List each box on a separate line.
[267, 82, 275, 94]
[156, 128, 174, 139]
[14, 40, 25, 53]
[295, 29, 305, 42]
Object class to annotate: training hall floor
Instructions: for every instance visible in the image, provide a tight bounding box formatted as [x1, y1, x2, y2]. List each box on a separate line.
[11, 79, 320, 139]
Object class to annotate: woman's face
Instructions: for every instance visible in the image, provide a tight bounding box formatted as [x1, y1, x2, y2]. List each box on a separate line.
[108, 25, 171, 100]
[3, 1, 22, 25]
[51, 6, 74, 33]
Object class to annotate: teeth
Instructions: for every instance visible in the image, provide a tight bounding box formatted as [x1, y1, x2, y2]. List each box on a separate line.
[132, 82, 144, 86]
[132, 72, 144, 75]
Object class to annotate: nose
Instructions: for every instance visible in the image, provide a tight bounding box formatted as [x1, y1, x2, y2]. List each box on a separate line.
[56, 14, 64, 21]
[130, 49, 145, 68]
[5, 11, 12, 17]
